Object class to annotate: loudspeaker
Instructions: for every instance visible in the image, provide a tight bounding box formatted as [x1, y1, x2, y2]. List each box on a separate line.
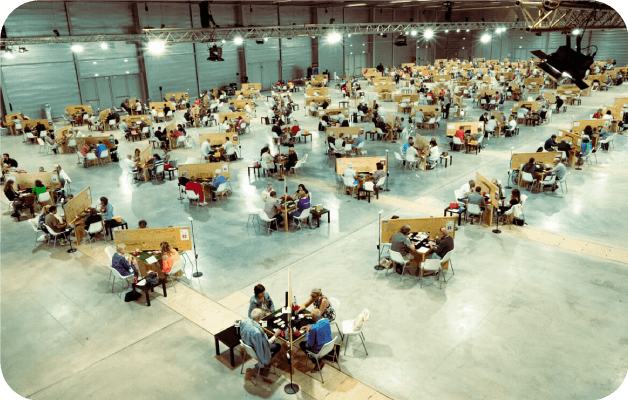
[200, 1, 210, 28]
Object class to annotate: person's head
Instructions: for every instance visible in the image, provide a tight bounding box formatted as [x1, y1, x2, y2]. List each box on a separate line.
[3, 153, 9, 161]
[4, 178, 15, 191]
[311, 288, 323, 301]
[483, 112, 488, 116]
[584, 125, 592, 133]
[161, 242, 171, 253]
[528, 157, 535, 164]
[376, 162, 384, 171]
[98, 141, 102, 144]
[100, 197, 108, 206]
[430, 139, 437, 147]
[311, 308, 322, 323]
[511, 188, 521, 200]
[490, 116, 495, 120]
[270, 190, 277, 199]
[440, 227, 448, 237]
[408, 137, 414, 144]
[254, 284, 266, 299]
[551, 134, 557, 140]
[90, 208, 98, 216]
[116, 243, 127, 255]
[469, 180, 476, 189]
[39, 167, 45, 172]
[400, 225, 411, 235]
[250, 308, 264, 322]
[138, 220, 147, 229]
[491, 178, 500, 187]
[606, 110, 612, 115]
[347, 163, 353, 170]
[266, 183, 273, 192]
[475, 186, 482, 193]
[583, 136, 590, 143]
[49, 205, 58, 214]
[35, 179, 43, 187]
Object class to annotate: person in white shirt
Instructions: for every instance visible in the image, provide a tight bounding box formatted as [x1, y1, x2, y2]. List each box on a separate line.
[343, 163, 357, 182]
[54, 164, 72, 194]
[414, 109, 425, 123]
[485, 116, 497, 134]
[237, 94, 244, 100]
[151, 108, 158, 120]
[428, 140, 440, 165]
[459, 180, 476, 199]
[268, 97, 276, 108]
[405, 145, 419, 169]
[222, 137, 235, 160]
[201, 139, 214, 160]
[602, 110, 613, 120]
[261, 183, 273, 202]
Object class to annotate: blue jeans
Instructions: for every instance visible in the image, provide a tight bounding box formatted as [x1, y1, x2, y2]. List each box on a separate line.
[430, 253, 442, 260]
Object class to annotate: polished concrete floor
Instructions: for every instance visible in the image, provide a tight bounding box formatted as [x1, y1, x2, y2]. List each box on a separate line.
[2, 79, 628, 400]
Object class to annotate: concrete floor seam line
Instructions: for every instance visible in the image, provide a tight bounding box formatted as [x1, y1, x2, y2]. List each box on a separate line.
[30, 293, 86, 349]
[24, 317, 186, 399]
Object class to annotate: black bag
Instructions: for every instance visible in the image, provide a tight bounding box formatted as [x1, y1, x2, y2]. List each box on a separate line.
[146, 271, 159, 286]
[124, 290, 142, 302]
[513, 217, 525, 226]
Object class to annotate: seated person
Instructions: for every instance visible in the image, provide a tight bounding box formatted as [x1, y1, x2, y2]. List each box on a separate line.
[351, 130, 365, 154]
[44, 134, 60, 154]
[597, 126, 611, 149]
[207, 169, 227, 199]
[466, 186, 486, 224]
[221, 137, 236, 160]
[111, 244, 139, 278]
[427, 227, 454, 260]
[241, 308, 282, 376]
[459, 180, 476, 200]
[84, 208, 103, 238]
[299, 308, 333, 371]
[263, 191, 283, 228]
[372, 162, 386, 188]
[498, 188, 521, 215]
[2, 153, 18, 168]
[544, 134, 558, 151]
[427, 139, 439, 166]
[160, 241, 179, 274]
[391, 225, 417, 272]
[271, 122, 285, 142]
[343, 163, 358, 184]
[44, 205, 73, 245]
[522, 158, 536, 174]
[290, 188, 310, 219]
[261, 148, 277, 174]
[201, 139, 216, 161]
[95, 141, 107, 158]
[248, 284, 275, 318]
[4, 179, 31, 218]
[544, 158, 567, 190]
[31, 179, 47, 198]
[262, 183, 273, 202]
[557, 139, 572, 153]
[295, 288, 336, 322]
[185, 176, 206, 206]
[280, 146, 297, 171]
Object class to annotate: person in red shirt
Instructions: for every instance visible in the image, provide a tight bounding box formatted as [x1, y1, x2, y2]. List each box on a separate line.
[185, 176, 205, 205]
[593, 109, 603, 119]
[291, 125, 300, 136]
[236, 116, 246, 133]
[451, 127, 465, 151]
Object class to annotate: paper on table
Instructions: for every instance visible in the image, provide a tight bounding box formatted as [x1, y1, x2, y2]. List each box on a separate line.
[145, 256, 157, 264]
[418, 247, 430, 253]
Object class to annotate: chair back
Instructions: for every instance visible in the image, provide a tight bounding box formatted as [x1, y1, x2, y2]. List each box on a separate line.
[312, 337, 338, 360]
[454, 189, 464, 200]
[299, 207, 311, 220]
[38, 192, 51, 202]
[329, 297, 340, 315]
[28, 218, 41, 232]
[240, 340, 260, 362]
[453, 137, 463, 145]
[186, 190, 199, 200]
[342, 176, 356, 186]
[100, 149, 109, 158]
[441, 249, 453, 263]
[376, 176, 386, 187]
[37, 138, 45, 146]
[257, 211, 273, 222]
[467, 203, 481, 215]
[170, 259, 184, 274]
[156, 164, 164, 174]
[389, 249, 406, 264]
[109, 120, 116, 126]
[394, 152, 403, 161]
[88, 220, 104, 234]
[105, 246, 116, 261]
[521, 171, 534, 182]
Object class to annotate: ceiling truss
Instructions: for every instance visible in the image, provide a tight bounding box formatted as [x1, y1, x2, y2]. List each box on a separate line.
[517, 1, 626, 32]
[1, 21, 528, 47]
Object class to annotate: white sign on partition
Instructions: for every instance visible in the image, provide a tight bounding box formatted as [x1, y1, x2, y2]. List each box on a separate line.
[51, 174, 59, 184]
[448, 124, 454, 129]
[446, 220, 454, 233]
[558, 132, 563, 137]
[574, 122, 580, 127]
[222, 164, 228, 172]
[180, 228, 190, 241]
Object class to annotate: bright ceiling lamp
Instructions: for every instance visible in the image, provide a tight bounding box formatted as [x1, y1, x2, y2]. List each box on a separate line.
[71, 45, 84, 52]
[4, 51, 14, 59]
[234, 37, 243, 45]
[327, 32, 342, 44]
[572, 28, 581, 35]
[148, 41, 165, 54]
[410, 30, 417, 36]
[424, 29, 434, 39]
[481, 33, 491, 43]
[100, 43, 108, 49]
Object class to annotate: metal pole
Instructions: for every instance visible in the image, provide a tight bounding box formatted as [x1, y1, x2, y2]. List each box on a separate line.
[384, 150, 390, 191]
[188, 217, 203, 278]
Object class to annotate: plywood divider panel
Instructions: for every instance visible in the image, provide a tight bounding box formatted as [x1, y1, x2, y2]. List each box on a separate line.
[99, 109, 111, 131]
[557, 129, 581, 148]
[433, 75, 451, 82]
[242, 83, 261, 91]
[217, 111, 249, 123]
[381, 217, 456, 243]
[326, 127, 362, 139]
[393, 93, 419, 104]
[613, 97, 628, 108]
[572, 119, 611, 134]
[165, 92, 189, 103]
[113, 226, 192, 252]
[306, 87, 328, 96]
[374, 84, 396, 93]
[65, 105, 93, 115]
[19, 119, 54, 131]
[601, 105, 623, 119]
[304, 95, 332, 106]
[335, 156, 387, 175]
[512, 101, 540, 113]
[229, 99, 255, 110]
[446, 121, 484, 137]
[120, 115, 152, 126]
[312, 75, 327, 81]
[199, 132, 239, 146]
[475, 172, 499, 226]
[75, 136, 116, 150]
[8, 171, 62, 189]
[412, 105, 441, 118]
[523, 77, 544, 86]
[139, 145, 152, 164]
[318, 108, 349, 120]
[63, 186, 92, 224]
[510, 151, 560, 170]
[149, 102, 172, 111]
[178, 162, 230, 179]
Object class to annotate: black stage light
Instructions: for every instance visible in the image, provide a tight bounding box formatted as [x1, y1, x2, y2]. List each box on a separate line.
[207, 45, 224, 61]
[394, 34, 407, 46]
[532, 46, 594, 89]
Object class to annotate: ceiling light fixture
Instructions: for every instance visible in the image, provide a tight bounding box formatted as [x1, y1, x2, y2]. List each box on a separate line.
[411, 30, 417, 36]
[147, 41, 165, 54]
[19, 47, 28, 53]
[327, 32, 342, 44]
[234, 37, 243, 45]
[347, 3, 367, 7]
[481, 34, 491, 43]
[101, 43, 108, 49]
[4, 49, 14, 59]
[572, 28, 581, 35]
[445, 29, 449, 33]
[71, 45, 83, 52]
[424, 29, 434, 39]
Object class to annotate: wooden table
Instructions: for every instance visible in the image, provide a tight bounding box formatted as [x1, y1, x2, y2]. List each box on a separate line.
[310, 208, 330, 228]
[132, 278, 167, 307]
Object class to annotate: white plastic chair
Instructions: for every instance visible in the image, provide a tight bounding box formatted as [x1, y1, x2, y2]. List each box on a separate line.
[420, 250, 453, 289]
[214, 183, 229, 201]
[239, 340, 277, 385]
[390, 249, 413, 281]
[342, 176, 358, 197]
[293, 207, 311, 231]
[165, 259, 188, 292]
[43, 223, 66, 249]
[28, 218, 43, 246]
[257, 211, 277, 235]
[341, 311, 369, 356]
[109, 265, 134, 298]
[87, 220, 107, 243]
[37, 138, 47, 153]
[98, 149, 110, 166]
[466, 203, 483, 225]
[105, 245, 116, 262]
[186, 190, 200, 209]
[301, 336, 341, 383]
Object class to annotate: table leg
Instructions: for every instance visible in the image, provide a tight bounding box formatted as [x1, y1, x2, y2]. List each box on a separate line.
[145, 291, 151, 307]
[162, 281, 167, 297]
[327, 212, 330, 223]
[247, 168, 251, 178]
[230, 348, 236, 367]
[215, 338, 221, 356]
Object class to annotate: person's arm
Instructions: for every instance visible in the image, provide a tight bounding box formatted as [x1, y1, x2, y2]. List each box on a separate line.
[267, 293, 275, 313]
[296, 296, 313, 314]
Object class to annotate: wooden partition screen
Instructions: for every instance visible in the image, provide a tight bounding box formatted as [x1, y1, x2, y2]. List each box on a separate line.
[66, 105, 93, 115]
[217, 111, 249, 123]
[8, 171, 61, 189]
[335, 156, 387, 175]
[326, 127, 362, 138]
[446, 121, 484, 137]
[113, 226, 192, 252]
[510, 151, 560, 170]
[613, 97, 628, 108]
[165, 92, 189, 103]
[475, 172, 499, 226]
[63, 186, 92, 224]
[572, 119, 611, 134]
[199, 132, 239, 146]
[178, 162, 231, 179]
[75, 136, 116, 150]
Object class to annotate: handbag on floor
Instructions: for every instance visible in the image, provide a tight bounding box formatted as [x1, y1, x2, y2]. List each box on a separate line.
[124, 289, 142, 302]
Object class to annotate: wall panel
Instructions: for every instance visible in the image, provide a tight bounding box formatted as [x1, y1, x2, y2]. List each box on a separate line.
[144, 43, 198, 102]
[281, 37, 312, 81]
[66, 2, 135, 35]
[243, 5, 278, 26]
[196, 43, 240, 92]
[139, 3, 193, 29]
[77, 58, 141, 79]
[0, 43, 74, 65]
[3, 1, 69, 37]
[590, 30, 628, 66]
[190, 4, 236, 27]
[318, 41, 344, 79]
[279, 6, 311, 25]
[2, 63, 81, 119]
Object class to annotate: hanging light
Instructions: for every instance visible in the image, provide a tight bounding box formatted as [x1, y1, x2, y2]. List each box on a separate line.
[411, 30, 417, 36]
[481, 34, 491, 43]
[148, 41, 165, 54]
[424, 29, 434, 39]
[4, 49, 15, 59]
[327, 32, 342, 44]
[71, 45, 84, 52]
[572, 28, 581, 35]
[234, 37, 243, 45]
[100, 43, 108, 50]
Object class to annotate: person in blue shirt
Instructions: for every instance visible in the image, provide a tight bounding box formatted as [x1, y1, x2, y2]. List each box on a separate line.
[290, 188, 310, 219]
[240, 308, 281, 375]
[208, 169, 227, 200]
[100, 196, 116, 239]
[299, 309, 333, 371]
[248, 284, 275, 319]
[111, 243, 139, 278]
[401, 137, 414, 166]
[95, 141, 107, 158]
[229, 103, 236, 112]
